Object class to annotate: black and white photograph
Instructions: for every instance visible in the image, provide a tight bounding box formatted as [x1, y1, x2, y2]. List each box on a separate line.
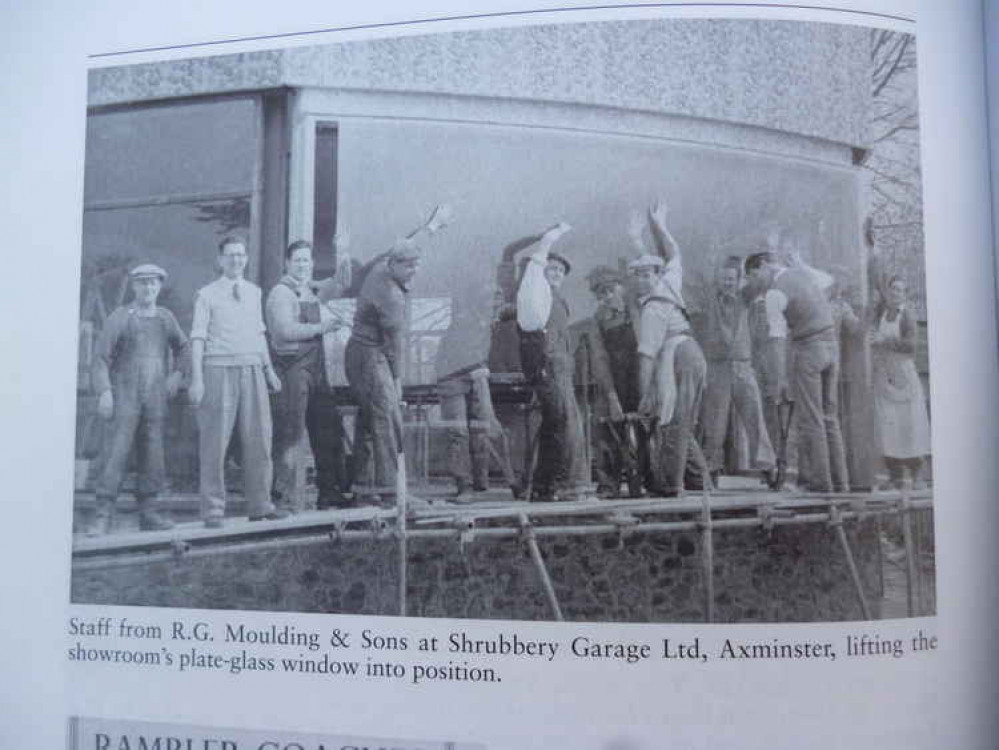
[69, 16, 934, 623]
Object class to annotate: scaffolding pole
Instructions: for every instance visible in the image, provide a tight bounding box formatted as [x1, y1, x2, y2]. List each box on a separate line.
[72, 492, 934, 622]
[519, 513, 563, 621]
[397, 453, 408, 617]
[830, 504, 871, 619]
[899, 485, 920, 617]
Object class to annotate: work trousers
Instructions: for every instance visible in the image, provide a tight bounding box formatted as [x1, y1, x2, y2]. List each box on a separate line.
[649, 338, 707, 494]
[702, 359, 775, 473]
[531, 358, 586, 499]
[788, 333, 849, 492]
[96, 388, 167, 500]
[592, 417, 645, 496]
[438, 372, 517, 490]
[198, 364, 275, 519]
[759, 342, 799, 480]
[271, 350, 349, 509]
[345, 340, 402, 495]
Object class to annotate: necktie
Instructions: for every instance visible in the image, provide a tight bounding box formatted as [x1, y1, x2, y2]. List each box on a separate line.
[232, 282, 241, 302]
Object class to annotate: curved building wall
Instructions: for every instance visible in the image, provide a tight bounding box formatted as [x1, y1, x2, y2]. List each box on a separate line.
[81, 18, 875, 491]
[91, 19, 870, 147]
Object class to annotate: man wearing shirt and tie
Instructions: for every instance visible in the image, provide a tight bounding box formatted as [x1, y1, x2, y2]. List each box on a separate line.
[189, 234, 284, 527]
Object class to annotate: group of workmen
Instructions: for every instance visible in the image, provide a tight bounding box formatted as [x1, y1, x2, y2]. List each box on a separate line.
[83, 199, 860, 535]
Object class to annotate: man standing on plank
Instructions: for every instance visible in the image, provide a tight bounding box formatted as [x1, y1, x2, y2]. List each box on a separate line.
[577, 264, 643, 498]
[630, 201, 707, 496]
[698, 255, 776, 486]
[266, 238, 350, 513]
[744, 248, 850, 493]
[190, 234, 284, 528]
[516, 222, 588, 502]
[346, 206, 452, 504]
[89, 263, 187, 535]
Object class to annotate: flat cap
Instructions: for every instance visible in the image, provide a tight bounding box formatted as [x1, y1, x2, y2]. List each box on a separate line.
[627, 255, 665, 271]
[586, 265, 623, 291]
[548, 251, 571, 275]
[387, 238, 422, 262]
[129, 263, 168, 281]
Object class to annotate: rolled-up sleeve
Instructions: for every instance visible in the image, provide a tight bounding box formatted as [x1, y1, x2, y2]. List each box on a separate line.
[764, 289, 789, 339]
[516, 257, 552, 332]
[190, 290, 210, 341]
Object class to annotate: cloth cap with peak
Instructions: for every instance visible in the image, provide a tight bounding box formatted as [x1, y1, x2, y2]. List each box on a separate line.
[627, 254, 666, 272]
[387, 238, 422, 262]
[129, 263, 168, 281]
[586, 265, 623, 290]
[547, 251, 571, 275]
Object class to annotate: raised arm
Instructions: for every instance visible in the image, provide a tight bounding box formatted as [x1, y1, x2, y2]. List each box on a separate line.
[316, 228, 354, 303]
[647, 200, 679, 264]
[404, 203, 454, 242]
[516, 222, 571, 332]
[627, 210, 649, 256]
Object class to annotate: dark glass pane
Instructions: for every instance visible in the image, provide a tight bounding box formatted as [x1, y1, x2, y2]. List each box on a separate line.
[84, 99, 257, 205]
[79, 199, 253, 341]
[313, 124, 338, 276]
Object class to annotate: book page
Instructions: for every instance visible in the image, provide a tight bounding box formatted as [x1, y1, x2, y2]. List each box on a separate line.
[2, 1, 998, 749]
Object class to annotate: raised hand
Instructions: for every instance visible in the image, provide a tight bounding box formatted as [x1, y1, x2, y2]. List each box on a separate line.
[649, 200, 669, 228]
[544, 221, 572, 241]
[333, 227, 351, 251]
[333, 248, 353, 289]
[627, 211, 647, 252]
[426, 204, 455, 233]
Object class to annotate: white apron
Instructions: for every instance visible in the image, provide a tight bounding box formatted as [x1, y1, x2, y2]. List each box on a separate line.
[872, 311, 931, 459]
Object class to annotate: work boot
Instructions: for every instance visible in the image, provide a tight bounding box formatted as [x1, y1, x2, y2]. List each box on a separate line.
[85, 496, 115, 537]
[136, 495, 175, 532]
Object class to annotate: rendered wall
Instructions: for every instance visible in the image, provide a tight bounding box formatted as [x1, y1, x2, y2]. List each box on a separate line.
[90, 19, 869, 149]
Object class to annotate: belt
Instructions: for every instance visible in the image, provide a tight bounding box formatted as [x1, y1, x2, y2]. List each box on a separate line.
[791, 325, 834, 343]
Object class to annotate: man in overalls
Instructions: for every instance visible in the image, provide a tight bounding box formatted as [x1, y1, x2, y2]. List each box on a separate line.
[577, 265, 643, 497]
[89, 264, 188, 535]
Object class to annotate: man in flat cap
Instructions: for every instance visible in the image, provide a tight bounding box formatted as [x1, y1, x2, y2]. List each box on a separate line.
[89, 263, 188, 535]
[629, 201, 707, 496]
[189, 234, 284, 528]
[346, 205, 452, 504]
[577, 264, 643, 497]
[516, 222, 587, 502]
